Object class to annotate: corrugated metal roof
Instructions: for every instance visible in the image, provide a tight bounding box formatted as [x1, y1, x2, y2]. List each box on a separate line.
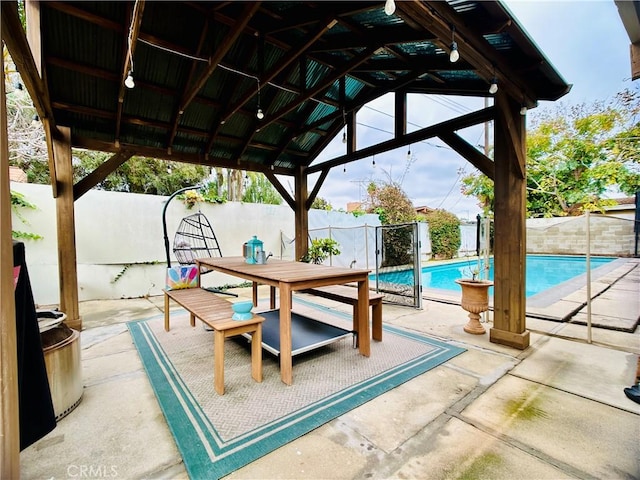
[27, 0, 570, 176]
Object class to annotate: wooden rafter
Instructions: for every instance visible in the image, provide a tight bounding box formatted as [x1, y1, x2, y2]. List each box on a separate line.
[264, 169, 294, 209]
[1, 2, 54, 123]
[204, 16, 338, 157]
[73, 151, 133, 200]
[175, 3, 261, 122]
[308, 106, 495, 174]
[115, 0, 145, 144]
[306, 168, 330, 210]
[438, 132, 495, 179]
[400, 1, 537, 106]
[259, 46, 377, 131]
[166, 19, 211, 153]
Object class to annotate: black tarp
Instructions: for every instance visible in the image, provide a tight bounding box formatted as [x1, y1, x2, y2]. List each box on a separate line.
[13, 241, 56, 450]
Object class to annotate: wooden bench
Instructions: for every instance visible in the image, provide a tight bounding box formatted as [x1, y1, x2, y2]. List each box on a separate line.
[164, 288, 265, 395]
[302, 285, 384, 342]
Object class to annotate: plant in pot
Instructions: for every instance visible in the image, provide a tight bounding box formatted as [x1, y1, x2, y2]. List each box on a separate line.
[455, 265, 493, 335]
[301, 238, 340, 265]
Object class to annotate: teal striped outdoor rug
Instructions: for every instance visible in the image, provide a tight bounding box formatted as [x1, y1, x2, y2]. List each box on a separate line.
[128, 299, 464, 479]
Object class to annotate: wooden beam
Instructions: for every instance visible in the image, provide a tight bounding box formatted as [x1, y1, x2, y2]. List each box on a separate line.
[307, 106, 495, 174]
[260, 46, 377, 130]
[394, 90, 407, 137]
[52, 127, 81, 331]
[490, 92, 529, 350]
[496, 104, 526, 179]
[115, 0, 145, 143]
[166, 21, 210, 151]
[178, 2, 261, 116]
[306, 168, 330, 210]
[399, 1, 537, 105]
[73, 151, 133, 200]
[296, 69, 426, 138]
[25, 0, 43, 78]
[42, 118, 58, 198]
[438, 132, 495, 179]
[264, 169, 294, 210]
[1, 1, 55, 123]
[70, 135, 285, 175]
[632, 42, 640, 81]
[294, 166, 309, 261]
[0, 40, 20, 480]
[219, 16, 337, 126]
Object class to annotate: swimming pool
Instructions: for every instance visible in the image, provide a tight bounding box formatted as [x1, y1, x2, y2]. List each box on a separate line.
[375, 255, 617, 297]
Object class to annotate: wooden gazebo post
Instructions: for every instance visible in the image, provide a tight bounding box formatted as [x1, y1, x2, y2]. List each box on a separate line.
[294, 165, 309, 261]
[490, 92, 530, 349]
[0, 44, 21, 478]
[51, 127, 81, 331]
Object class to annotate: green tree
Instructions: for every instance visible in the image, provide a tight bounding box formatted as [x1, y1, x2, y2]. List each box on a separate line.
[311, 196, 332, 210]
[242, 171, 282, 204]
[365, 181, 417, 266]
[425, 209, 461, 259]
[365, 181, 416, 224]
[72, 153, 210, 195]
[462, 88, 640, 217]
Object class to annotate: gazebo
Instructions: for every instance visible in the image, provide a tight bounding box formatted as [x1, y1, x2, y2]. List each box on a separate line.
[1, 1, 570, 474]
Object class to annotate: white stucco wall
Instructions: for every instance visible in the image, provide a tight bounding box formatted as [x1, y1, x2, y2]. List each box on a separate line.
[12, 182, 634, 306]
[10, 183, 380, 305]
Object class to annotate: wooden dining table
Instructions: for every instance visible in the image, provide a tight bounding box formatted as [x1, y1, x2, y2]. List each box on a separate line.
[196, 256, 371, 385]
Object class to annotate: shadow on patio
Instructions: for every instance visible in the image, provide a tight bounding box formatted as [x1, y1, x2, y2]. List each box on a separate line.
[20, 259, 640, 479]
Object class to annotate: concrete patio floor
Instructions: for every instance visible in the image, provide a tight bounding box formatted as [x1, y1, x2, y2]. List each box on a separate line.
[20, 259, 640, 479]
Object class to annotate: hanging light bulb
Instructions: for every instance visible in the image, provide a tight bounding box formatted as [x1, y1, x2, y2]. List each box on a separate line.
[449, 42, 459, 63]
[342, 131, 347, 144]
[407, 146, 411, 160]
[384, 0, 396, 15]
[449, 26, 459, 63]
[125, 71, 135, 89]
[520, 105, 528, 116]
[372, 155, 376, 168]
[489, 76, 498, 95]
[343, 165, 346, 174]
[256, 108, 264, 120]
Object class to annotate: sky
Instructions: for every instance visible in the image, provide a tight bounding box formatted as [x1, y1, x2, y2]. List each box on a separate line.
[305, 1, 634, 221]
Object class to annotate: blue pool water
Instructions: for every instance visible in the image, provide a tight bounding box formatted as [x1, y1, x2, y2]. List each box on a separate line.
[375, 255, 616, 297]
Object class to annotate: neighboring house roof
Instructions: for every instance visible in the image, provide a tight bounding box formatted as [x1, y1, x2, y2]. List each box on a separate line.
[9, 166, 27, 183]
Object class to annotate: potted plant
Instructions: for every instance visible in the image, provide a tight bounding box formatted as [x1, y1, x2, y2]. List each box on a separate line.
[301, 238, 340, 265]
[455, 266, 493, 334]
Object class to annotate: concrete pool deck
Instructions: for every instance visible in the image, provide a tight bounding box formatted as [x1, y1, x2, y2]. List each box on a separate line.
[19, 258, 640, 479]
[422, 257, 639, 330]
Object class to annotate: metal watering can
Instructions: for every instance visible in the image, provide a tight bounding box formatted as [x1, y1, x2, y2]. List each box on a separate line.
[244, 235, 263, 264]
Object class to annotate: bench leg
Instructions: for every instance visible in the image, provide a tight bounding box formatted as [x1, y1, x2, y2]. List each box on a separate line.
[164, 293, 170, 331]
[251, 325, 263, 383]
[214, 331, 225, 395]
[190, 312, 196, 328]
[372, 302, 382, 341]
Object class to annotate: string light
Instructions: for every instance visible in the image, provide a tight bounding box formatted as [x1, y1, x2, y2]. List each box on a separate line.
[407, 145, 411, 160]
[342, 108, 347, 144]
[449, 26, 459, 63]
[384, 0, 396, 15]
[372, 155, 376, 168]
[125, 71, 135, 89]
[489, 75, 498, 95]
[256, 80, 264, 119]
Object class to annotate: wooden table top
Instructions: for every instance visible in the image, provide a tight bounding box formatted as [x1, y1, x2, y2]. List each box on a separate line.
[196, 256, 370, 284]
